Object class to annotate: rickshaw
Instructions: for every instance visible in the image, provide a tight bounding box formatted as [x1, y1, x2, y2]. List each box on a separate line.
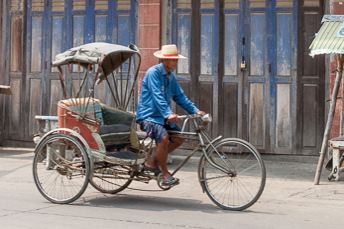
[32, 42, 266, 211]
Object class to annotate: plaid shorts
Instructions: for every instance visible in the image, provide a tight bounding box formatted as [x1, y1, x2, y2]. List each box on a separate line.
[138, 121, 180, 144]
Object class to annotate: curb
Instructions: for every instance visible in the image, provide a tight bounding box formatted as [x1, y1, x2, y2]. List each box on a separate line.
[0, 147, 320, 165]
[0, 147, 34, 153]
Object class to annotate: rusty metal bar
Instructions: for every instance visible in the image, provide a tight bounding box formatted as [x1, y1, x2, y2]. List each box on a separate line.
[57, 66, 67, 99]
[314, 54, 344, 185]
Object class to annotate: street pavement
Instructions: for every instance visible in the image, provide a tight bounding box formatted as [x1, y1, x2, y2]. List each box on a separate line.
[0, 148, 343, 229]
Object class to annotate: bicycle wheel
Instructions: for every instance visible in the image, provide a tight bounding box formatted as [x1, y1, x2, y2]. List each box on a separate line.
[33, 134, 90, 204]
[89, 163, 133, 194]
[198, 138, 266, 211]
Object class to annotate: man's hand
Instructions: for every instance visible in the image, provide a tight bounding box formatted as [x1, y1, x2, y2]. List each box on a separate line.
[167, 113, 178, 123]
[197, 110, 205, 116]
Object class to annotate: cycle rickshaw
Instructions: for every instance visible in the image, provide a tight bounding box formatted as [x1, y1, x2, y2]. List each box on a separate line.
[32, 42, 266, 211]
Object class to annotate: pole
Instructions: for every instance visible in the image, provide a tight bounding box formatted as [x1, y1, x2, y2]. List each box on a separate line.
[314, 54, 344, 185]
[341, 57, 344, 136]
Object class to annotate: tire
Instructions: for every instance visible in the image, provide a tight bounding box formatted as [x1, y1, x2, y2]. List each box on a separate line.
[33, 134, 90, 204]
[89, 162, 133, 194]
[198, 138, 266, 211]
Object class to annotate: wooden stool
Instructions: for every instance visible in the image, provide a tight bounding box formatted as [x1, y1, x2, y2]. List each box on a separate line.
[328, 138, 344, 181]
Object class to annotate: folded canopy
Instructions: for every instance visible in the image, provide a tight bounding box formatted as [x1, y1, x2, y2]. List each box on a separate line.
[52, 42, 140, 84]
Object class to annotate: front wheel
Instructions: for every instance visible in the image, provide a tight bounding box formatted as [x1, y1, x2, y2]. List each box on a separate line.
[198, 138, 266, 211]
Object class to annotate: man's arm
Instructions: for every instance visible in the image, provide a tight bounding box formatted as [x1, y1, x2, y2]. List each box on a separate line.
[147, 71, 173, 118]
[172, 80, 199, 114]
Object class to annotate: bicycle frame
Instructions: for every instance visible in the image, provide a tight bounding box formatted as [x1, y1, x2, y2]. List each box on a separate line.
[166, 115, 231, 176]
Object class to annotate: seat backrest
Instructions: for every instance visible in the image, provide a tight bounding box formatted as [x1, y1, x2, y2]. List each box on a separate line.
[58, 97, 103, 122]
[100, 103, 134, 126]
[98, 103, 137, 149]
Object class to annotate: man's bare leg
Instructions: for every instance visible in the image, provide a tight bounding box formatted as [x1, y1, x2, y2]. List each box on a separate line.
[155, 134, 170, 177]
[168, 135, 184, 153]
[145, 135, 184, 168]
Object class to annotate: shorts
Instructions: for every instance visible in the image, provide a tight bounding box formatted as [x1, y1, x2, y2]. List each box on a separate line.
[138, 120, 181, 144]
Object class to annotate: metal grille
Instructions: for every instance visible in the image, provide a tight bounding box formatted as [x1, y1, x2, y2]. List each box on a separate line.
[224, 0, 240, 9]
[52, 0, 65, 12]
[176, 0, 191, 9]
[32, 0, 44, 12]
[201, 0, 214, 9]
[10, 0, 23, 12]
[276, 0, 293, 8]
[117, 0, 131, 10]
[95, 0, 108, 10]
[73, 0, 85, 11]
[249, 0, 265, 8]
[304, 0, 320, 7]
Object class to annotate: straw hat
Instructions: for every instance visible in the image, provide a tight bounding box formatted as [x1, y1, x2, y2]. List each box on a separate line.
[153, 44, 186, 59]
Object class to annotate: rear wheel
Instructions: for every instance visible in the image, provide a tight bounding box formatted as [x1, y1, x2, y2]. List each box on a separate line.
[33, 134, 90, 204]
[89, 163, 133, 194]
[198, 138, 266, 211]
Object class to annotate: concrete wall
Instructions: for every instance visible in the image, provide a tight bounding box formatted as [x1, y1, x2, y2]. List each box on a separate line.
[137, 0, 161, 93]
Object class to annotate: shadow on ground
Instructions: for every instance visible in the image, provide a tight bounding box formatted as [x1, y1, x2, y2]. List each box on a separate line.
[75, 192, 264, 214]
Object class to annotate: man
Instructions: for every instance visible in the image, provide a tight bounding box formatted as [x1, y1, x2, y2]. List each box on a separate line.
[136, 44, 204, 187]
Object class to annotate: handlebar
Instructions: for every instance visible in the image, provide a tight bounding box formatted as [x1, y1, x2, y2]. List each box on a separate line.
[176, 114, 200, 119]
[172, 113, 212, 133]
[177, 113, 212, 121]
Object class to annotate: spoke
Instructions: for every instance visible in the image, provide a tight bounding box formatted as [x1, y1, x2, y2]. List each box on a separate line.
[209, 175, 228, 199]
[239, 178, 251, 206]
[220, 178, 230, 205]
[236, 162, 259, 175]
[202, 174, 230, 181]
[234, 154, 257, 173]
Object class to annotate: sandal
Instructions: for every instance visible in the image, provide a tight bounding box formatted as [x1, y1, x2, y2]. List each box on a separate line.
[162, 175, 179, 187]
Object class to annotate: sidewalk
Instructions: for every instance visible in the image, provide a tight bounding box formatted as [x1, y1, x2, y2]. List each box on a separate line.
[0, 146, 329, 182]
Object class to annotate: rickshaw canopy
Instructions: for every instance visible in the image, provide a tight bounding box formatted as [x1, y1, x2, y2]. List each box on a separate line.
[52, 42, 140, 84]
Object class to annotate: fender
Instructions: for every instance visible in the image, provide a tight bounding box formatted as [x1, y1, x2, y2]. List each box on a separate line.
[34, 128, 95, 179]
[204, 135, 223, 152]
[35, 128, 91, 152]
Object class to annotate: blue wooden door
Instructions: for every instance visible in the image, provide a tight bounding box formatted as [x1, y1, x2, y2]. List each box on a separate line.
[242, 0, 297, 153]
[228, 0, 323, 154]
[5, 0, 137, 141]
[172, 0, 308, 154]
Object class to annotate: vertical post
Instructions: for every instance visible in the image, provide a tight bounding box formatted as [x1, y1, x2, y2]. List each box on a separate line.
[190, 0, 200, 105]
[0, 0, 6, 144]
[341, 58, 344, 136]
[314, 54, 344, 185]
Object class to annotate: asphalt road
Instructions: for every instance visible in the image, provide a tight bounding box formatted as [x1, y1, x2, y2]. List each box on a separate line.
[0, 150, 343, 229]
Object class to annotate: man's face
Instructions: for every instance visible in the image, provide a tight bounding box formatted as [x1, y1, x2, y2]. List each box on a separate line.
[163, 59, 178, 70]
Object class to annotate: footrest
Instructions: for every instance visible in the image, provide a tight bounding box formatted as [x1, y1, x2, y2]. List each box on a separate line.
[106, 151, 138, 160]
[104, 150, 145, 165]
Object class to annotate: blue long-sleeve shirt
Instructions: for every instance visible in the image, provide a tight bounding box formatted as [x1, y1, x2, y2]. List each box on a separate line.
[136, 63, 199, 125]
